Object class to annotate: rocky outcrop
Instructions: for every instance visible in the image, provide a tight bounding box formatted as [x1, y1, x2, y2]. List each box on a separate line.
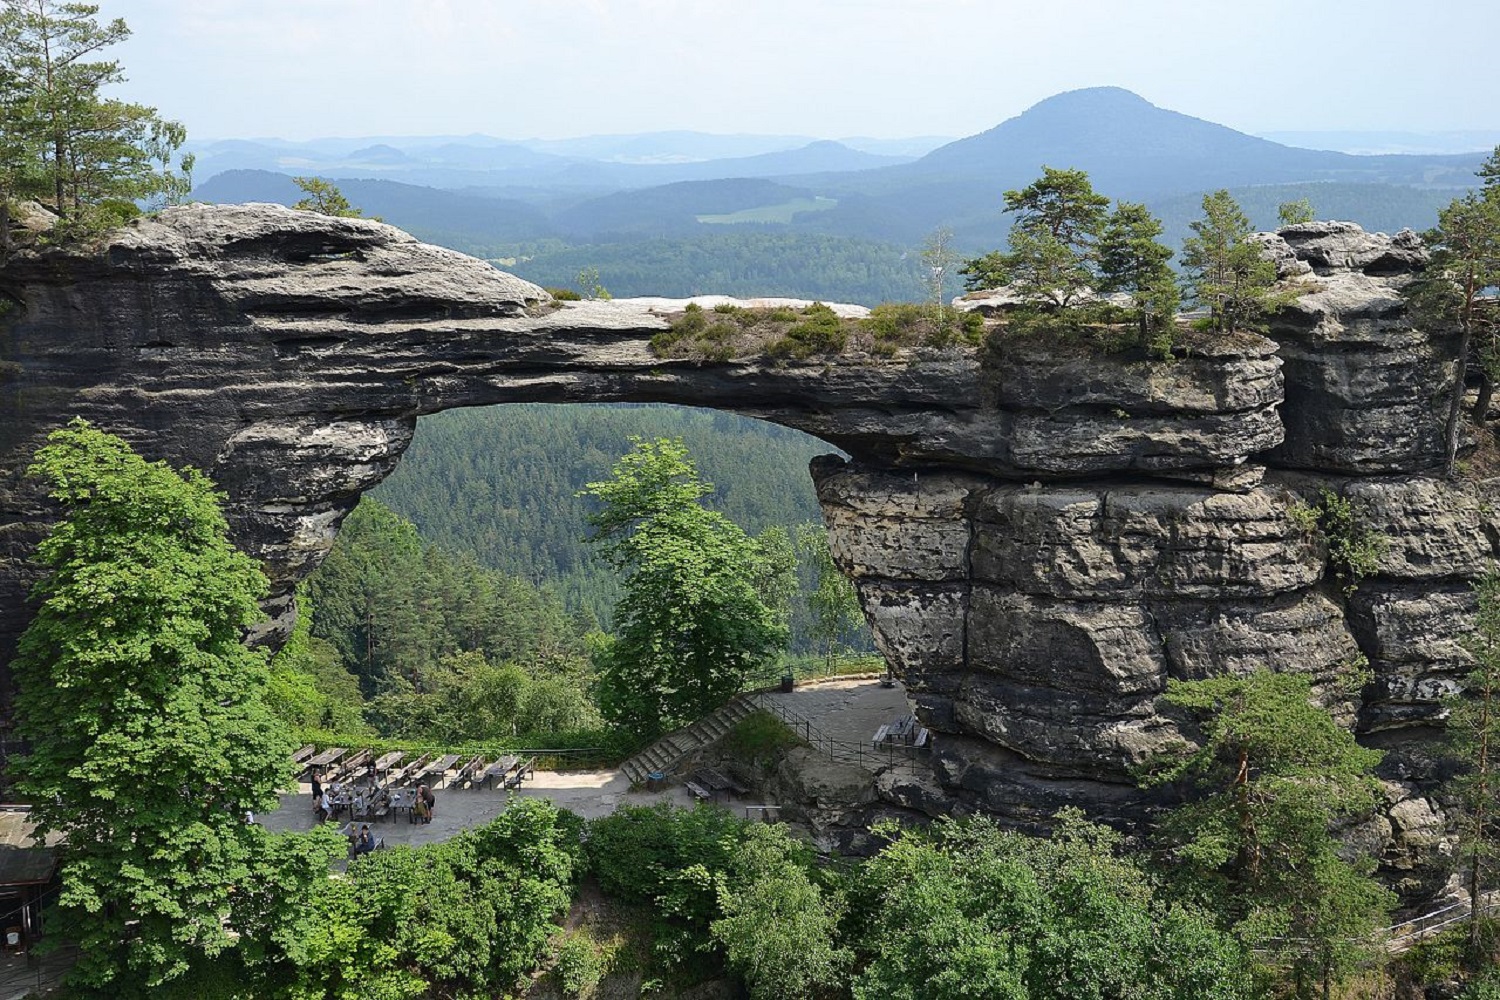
[0, 205, 1482, 897]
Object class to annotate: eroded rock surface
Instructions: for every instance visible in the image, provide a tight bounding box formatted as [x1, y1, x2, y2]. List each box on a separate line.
[0, 205, 1482, 899]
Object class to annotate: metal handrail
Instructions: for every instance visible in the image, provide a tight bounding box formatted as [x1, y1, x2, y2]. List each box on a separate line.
[748, 691, 927, 773]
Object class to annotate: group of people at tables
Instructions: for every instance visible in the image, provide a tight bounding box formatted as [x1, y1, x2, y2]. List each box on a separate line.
[310, 773, 439, 855]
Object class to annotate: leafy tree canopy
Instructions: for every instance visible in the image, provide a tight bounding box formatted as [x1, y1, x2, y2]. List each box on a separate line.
[11, 420, 298, 992]
[581, 437, 788, 740]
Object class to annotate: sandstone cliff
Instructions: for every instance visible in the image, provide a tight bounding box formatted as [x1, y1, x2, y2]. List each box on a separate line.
[0, 207, 1474, 896]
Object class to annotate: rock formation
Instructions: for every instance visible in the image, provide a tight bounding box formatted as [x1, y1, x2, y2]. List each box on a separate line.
[0, 205, 1478, 897]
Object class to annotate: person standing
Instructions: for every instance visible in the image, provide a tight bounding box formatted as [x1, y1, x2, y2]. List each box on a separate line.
[421, 784, 436, 824]
[310, 772, 323, 812]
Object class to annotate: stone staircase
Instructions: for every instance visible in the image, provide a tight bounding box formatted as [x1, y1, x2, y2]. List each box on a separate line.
[619, 695, 757, 785]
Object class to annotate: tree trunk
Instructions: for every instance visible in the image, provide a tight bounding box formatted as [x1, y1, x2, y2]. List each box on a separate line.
[1475, 369, 1494, 426]
[1445, 322, 1474, 478]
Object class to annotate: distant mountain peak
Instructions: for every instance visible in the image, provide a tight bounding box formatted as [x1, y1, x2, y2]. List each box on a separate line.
[1022, 86, 1156, 115]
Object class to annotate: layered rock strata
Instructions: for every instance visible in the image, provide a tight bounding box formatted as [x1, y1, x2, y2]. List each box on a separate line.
[0, 205, 1480, 895]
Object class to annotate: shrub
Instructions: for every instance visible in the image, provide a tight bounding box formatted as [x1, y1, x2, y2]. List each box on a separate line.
[721, 710, 803, 769]
[547, 287, 583, 301]
[767, 303, 846, 359]
[555, 930, 608, 999]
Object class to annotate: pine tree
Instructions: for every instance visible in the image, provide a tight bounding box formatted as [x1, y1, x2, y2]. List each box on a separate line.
[0, 1, 189, 237]
[1181, 189, 1287, 334]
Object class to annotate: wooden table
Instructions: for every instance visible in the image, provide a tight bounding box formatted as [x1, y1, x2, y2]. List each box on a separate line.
[421, 754, 461, 787]
[305, 747, 347, 770]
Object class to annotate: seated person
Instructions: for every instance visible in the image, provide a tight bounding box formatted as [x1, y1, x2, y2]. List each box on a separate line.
[353, 824, 376, 856]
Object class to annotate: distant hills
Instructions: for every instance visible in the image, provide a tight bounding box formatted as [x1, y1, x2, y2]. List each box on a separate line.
[191, 87, 1491, 303]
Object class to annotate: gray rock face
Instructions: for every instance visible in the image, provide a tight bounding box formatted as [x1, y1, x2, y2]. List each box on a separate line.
[0, 205, 1481, 899]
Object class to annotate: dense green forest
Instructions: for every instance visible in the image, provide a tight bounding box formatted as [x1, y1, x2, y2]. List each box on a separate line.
[505, 231, 931, 303]
[371, 403, 854, 639]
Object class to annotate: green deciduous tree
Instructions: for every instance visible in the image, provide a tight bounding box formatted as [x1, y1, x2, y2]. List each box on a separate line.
[581, 438, 787, 740]
[10, 420, 297, 992]
[0, 1, 189, 237]
[1096, 200, 1179, 354]
[1181, 189, 1288, 333]
[713, 823, 850, 999]
[794, 522, 864, 668]
[851, 812, 1252, 1000]
[962, 166, 1109, 308]
[1151, 670, 1393, 999]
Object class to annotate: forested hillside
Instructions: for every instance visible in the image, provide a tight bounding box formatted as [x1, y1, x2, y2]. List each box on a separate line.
[371, 403, 847, 636]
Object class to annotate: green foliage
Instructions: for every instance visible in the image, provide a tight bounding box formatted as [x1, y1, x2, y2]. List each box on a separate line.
[1181, 189, 1291, 333]
[858, 301, 984, 354]
[962, 166, 1110, 309]
[918, 226, 960, 309]
[0, 1, 190, 240]
[304, 497, 599, 743]
[509, 231, 929, 306]
[712, 823, 850, 999]
[1303, 487, 1385, 593]
[795, 522, 865, 665]
[581, 438, 788, 740]
[1096, 200, 1180, 355]
[555, 929, 608, 998]
[720, 710, 804, 769]
[1407, 182, 1500, 475]
[768, 301, 846, 358]
[1278, 198, 1317, 227]
[369, 402, 871, 656]
[547, 286, 583, 301]
[291, 176, 363, 218]
[269, 798, 581, 999]
[850, 812, 1252, 1000]
[11, 421, 302, 993]
[1151, 670, 1393, 997]
[587, 802, 748, 971]
[575, 264, 611, 300]
[1448, 571, 1500, 953]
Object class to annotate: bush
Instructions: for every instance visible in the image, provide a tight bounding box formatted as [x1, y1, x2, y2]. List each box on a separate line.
[547, 287, 583, 301]
[279, 798, 583, 997]
[555, 930, 608, 999]
[712, 824, 850, 1000]
[859, 303, 984, 355]
[721, 710, 803, 769]
[767, 302, 846, 359]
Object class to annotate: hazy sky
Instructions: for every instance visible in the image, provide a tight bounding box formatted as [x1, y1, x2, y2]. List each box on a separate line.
[101, 0, 1499, 141]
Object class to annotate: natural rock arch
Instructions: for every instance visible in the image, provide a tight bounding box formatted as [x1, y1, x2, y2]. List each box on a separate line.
[0, 205, 1472, 892]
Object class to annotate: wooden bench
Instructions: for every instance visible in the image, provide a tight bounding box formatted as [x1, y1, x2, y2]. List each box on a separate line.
[455, 755, 485, 787]
[871, 724, 890, 746]
[913, 728, 930, 748]
[291, 744, 317, 766]
[685, 781, 711, 802]
[481, 755, 518, 789]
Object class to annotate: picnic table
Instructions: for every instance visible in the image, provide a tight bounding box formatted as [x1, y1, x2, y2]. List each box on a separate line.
[481, 755, 519, 789]
[291, 744, 317, 766]
[386, 788, 417, 822]
[873, 714, 929, 748]
[328, 749, 372, 782]
[306, 746, 347, 770]
[372, 751, 404, 779]
[455, 755, 486, 787]
[690, 767, 744, 802]
[387, 753, 432, 786]
[421, 754, 462, 787]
